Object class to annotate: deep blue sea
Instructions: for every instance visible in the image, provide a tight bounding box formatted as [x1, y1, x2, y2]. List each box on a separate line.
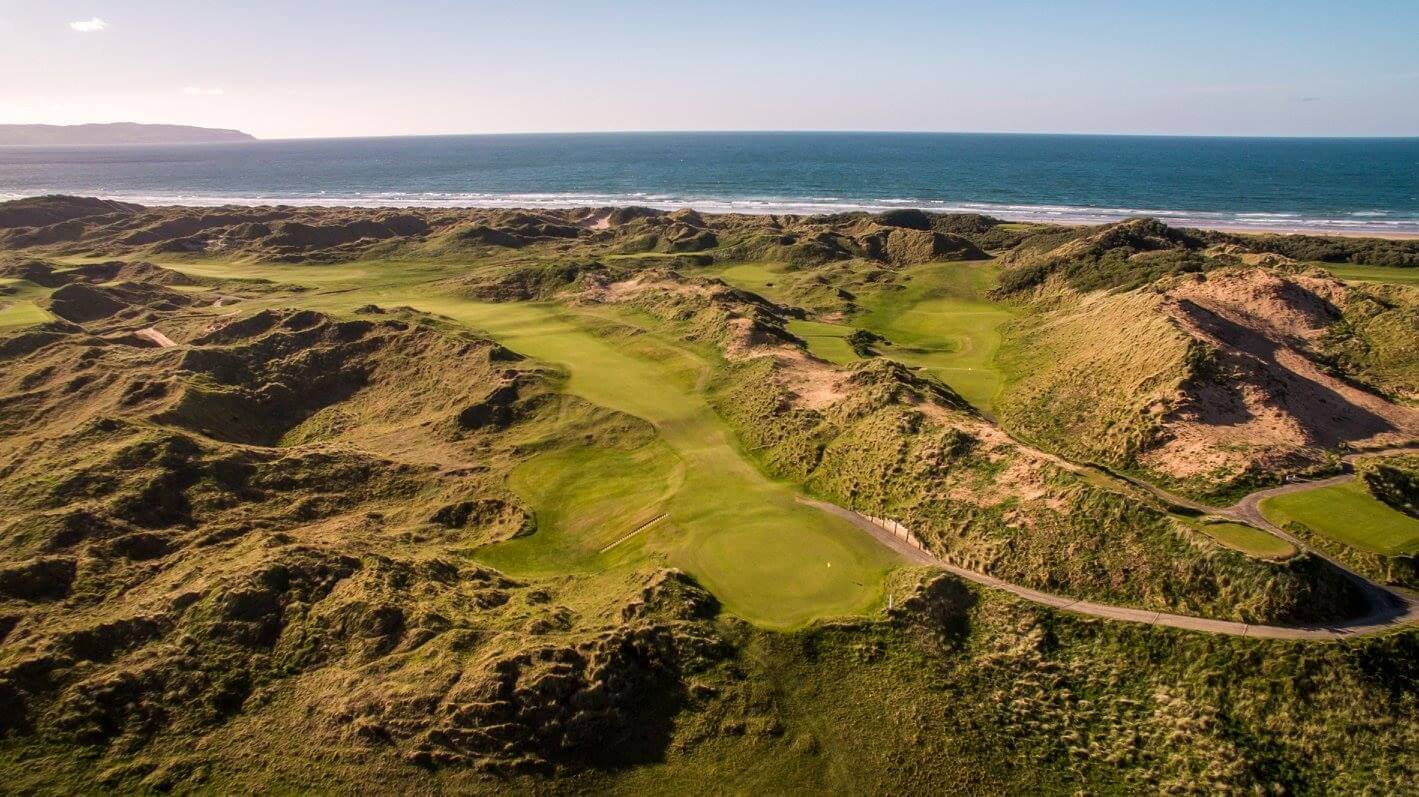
[2, 132, 1417, 234]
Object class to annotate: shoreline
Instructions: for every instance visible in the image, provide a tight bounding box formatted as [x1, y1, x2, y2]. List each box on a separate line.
[5, 192, 1419, 240]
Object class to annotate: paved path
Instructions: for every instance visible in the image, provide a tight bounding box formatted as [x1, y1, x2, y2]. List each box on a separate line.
[799, 491, 1419, 640]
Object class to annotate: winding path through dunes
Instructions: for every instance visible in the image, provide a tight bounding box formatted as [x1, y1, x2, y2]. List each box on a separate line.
[800, 497, 1419, 639]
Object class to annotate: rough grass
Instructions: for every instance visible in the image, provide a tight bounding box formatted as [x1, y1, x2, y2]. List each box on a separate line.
[1261, 480, 1419, 556]
[995, 288, 1192, 473]
[29, 254, 905, 628]
[4, 207, 1419, 793]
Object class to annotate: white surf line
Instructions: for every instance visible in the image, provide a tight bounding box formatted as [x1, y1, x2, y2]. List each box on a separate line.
[135, 327, 178, 348]
[599, 513, 667, 553]
[798, 496, 1419, 640]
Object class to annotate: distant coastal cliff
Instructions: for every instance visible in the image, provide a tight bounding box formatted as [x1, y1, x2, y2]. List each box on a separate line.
[0, 123, 255, 146]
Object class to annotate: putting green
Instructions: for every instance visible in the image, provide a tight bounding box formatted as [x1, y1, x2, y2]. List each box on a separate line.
[1260, 481, 1419, 556]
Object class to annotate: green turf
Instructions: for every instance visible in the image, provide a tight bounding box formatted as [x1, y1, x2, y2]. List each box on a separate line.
[712, 260, 1015, 415]
[0, 300, 51, 330]
[711, 263, 789, 303]
[853, 261, 1015, 415]
[1260, 480, 1419, 556]
[421, 299, 900, 628]
[1187, 518, 1296, 559]
[1313, 263, 1419, 286]
[786, 318, 858, 365]
[479, 441, 684, 574]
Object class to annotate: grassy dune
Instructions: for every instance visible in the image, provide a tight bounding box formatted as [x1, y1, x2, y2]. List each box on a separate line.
[1261, 481, 1419, 556]
[5, 203, 1418, 793]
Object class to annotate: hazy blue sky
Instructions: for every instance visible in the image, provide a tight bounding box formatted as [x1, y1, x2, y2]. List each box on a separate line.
[2, 1, 1417, 138]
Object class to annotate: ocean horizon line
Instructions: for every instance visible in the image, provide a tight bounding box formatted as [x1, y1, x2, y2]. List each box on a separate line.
[5, 190, 1417, 238]
[4, 132, 1415, 237]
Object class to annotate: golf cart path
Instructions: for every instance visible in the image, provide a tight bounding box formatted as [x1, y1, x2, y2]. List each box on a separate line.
[800, 497, 1419, 640]
[1000, 434, 1419, 587]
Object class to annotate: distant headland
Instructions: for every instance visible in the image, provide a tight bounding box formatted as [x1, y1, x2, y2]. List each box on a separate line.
[0, 123, 256, 146]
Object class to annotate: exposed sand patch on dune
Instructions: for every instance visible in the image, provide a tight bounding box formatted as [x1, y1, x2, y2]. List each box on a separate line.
[135, 327, 177, 348]
[1142, 270, 1419, 479]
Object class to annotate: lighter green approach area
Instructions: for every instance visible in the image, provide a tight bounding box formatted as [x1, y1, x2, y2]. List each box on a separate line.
[1318, 263, 1419, 287]
[482, 441, 685, 574]
[0, 300, 51, 330]
[855, 262, 1015, 414]
[177, 256, 902, 628]
[1186, 518, 1296, 560]
[785, 319, 858, 365]
[1260, 480, 1419, 556]
[712, 260, 1015, 414]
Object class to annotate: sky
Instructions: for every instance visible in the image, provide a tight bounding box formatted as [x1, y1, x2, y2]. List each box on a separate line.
[1, 0, 1417, 139]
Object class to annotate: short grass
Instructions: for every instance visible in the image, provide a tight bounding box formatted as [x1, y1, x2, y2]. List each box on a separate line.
[1260, 480, 1419, 556]
[711, 262, 790, 303]
[424, 299, 900, 628]
[1186, 518, 1296, 559]
[854, 261, 1015, 414]
[785, 318, 858, 365]
[480, 441, 684, 573]
[0, 300, 51, 330]
[1313, 263, 1419, 286]
[713, 260, 1015, 415]
[0, 275, 55, 330]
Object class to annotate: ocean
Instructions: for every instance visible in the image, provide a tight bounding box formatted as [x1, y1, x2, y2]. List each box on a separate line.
[1, 132, 1417, 234]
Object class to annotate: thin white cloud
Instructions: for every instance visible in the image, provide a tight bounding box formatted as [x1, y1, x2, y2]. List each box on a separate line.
[182, 86, 226, 96]
[69, 17, 108, 33]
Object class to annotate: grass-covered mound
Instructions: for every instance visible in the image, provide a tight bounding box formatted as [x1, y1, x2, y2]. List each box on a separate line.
[7, 567, 1414, 794]
[995, 267, 1419, 499]
[711, 354, 1364, 624]
[1360, 454, 1419, 518]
